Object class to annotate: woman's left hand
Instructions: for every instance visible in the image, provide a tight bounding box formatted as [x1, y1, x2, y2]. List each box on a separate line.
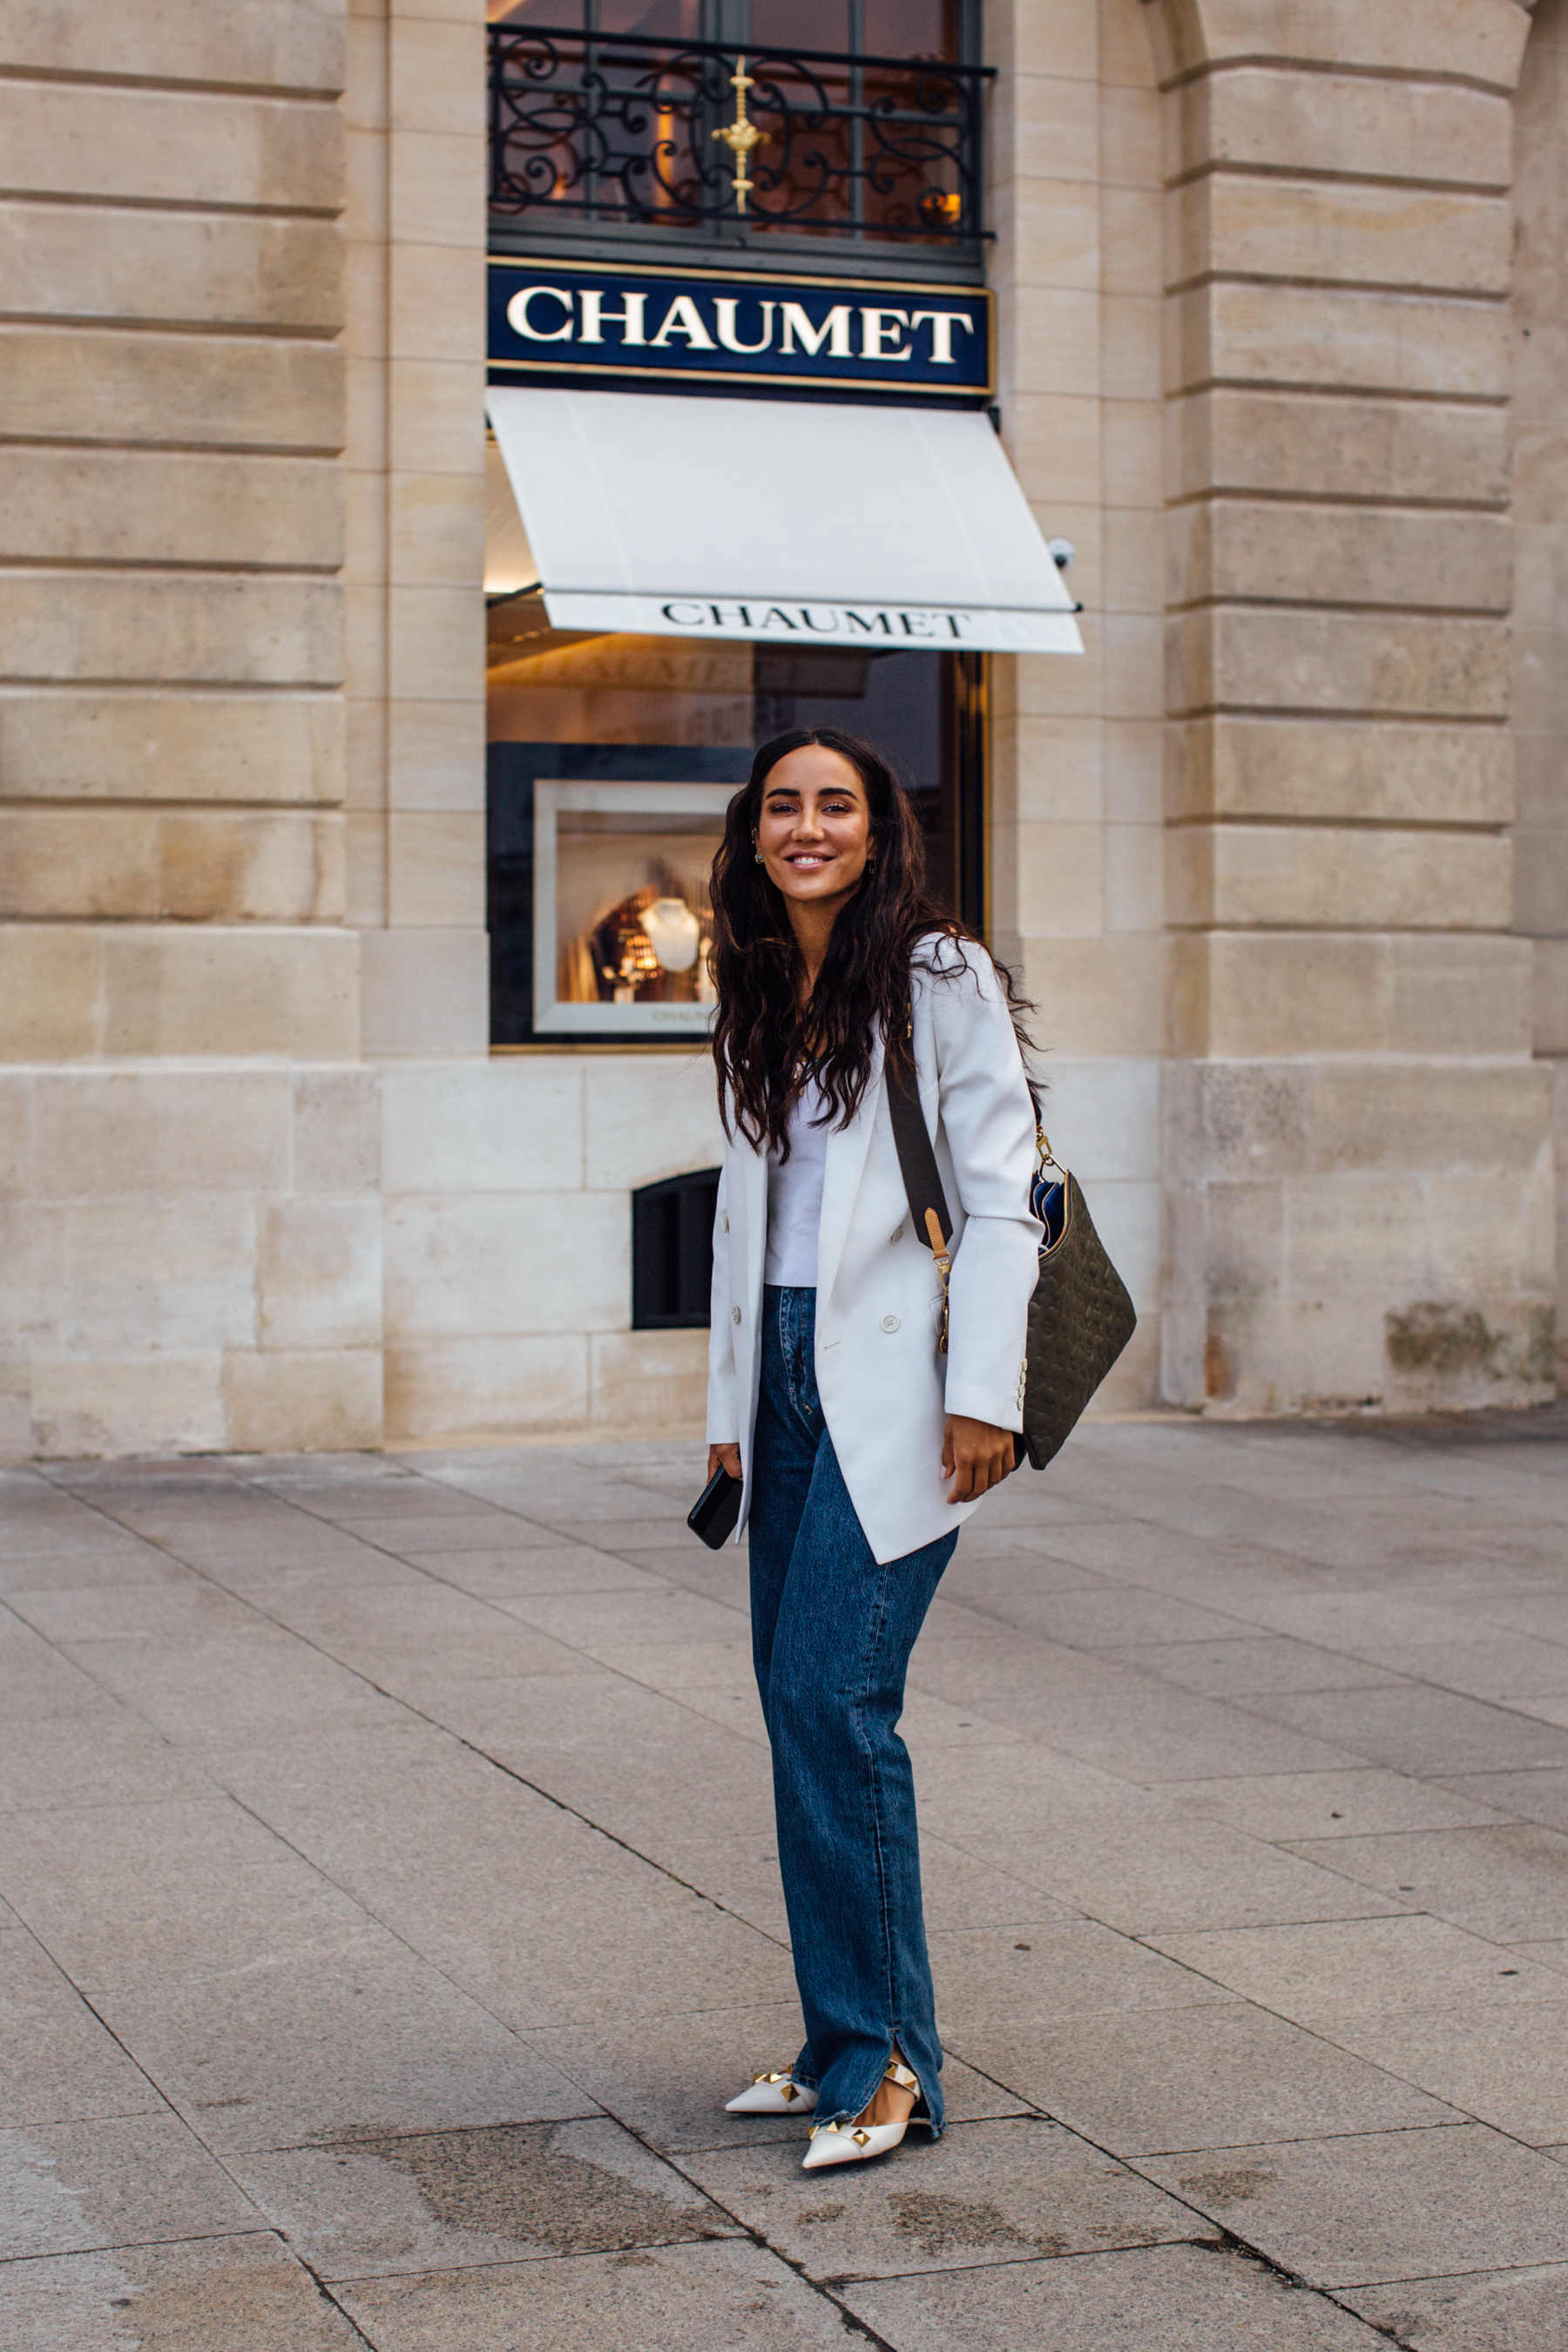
[942, 1416, 1016, 1504]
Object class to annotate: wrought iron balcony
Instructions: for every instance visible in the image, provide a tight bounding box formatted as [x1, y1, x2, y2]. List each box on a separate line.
[487, 22, 991, 258]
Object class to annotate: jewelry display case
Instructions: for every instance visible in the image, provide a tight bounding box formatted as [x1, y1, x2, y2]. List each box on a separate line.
[531, 780, 735, 1036]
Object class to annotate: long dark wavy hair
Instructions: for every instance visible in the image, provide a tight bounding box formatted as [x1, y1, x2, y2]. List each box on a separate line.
[709, 727, 1035, 1153]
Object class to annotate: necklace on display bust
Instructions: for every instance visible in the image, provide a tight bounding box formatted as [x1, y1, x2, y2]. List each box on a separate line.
[642, 896, 700, 971]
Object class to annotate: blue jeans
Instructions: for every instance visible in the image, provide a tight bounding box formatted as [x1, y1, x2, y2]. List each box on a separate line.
[748, 1285, 957, 2135]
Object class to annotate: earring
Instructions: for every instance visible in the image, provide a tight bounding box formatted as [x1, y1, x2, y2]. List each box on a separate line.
[754, 846, 764, 864]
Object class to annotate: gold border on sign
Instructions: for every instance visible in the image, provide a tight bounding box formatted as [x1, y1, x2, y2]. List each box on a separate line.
[487, 253, 996, 402]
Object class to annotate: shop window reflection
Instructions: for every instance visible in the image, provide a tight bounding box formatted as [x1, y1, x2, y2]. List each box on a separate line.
[486, 623, 981, 1046]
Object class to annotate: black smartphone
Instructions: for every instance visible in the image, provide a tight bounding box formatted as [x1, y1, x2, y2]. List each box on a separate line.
[687, 1463, 742, 1550]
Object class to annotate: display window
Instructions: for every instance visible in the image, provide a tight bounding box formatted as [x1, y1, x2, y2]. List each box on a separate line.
[485, 444, 986, 1048]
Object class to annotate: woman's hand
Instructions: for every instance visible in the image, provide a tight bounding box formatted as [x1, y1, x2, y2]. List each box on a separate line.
[707, 1443, 743, 1484]
[942, 1416, 1016, 1504]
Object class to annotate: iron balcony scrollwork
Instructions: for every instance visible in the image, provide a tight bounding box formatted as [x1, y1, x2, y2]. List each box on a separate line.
[488, 23, 990, 250]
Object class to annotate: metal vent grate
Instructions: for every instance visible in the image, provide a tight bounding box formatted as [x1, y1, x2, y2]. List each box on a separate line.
[632, 1167, 722, 1329]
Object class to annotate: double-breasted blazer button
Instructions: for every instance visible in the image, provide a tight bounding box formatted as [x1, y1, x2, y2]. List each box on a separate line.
[881, 1314, 900, 1333]
[731, 1305, 741, 1324]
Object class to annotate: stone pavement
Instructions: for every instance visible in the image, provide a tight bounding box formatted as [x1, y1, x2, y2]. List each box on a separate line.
[3, 1416, 1568, 2351]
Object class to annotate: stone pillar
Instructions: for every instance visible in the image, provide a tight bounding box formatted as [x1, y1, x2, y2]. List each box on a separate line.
[0, 1, 382, 1454]
[350, 0, 490, 1060]
[1149, 0, 1556, 1411]
[1511, 0, 1568, 1387]
[987, 0, 1169, 1404]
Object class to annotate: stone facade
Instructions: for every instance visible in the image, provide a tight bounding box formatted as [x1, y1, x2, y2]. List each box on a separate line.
[0, 0, 1558, 1456]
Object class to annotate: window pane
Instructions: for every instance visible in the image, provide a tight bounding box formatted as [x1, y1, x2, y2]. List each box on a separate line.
[598, 1, 706, 36]
[750, 1, 848, 52]
[862, 0, 960, 58]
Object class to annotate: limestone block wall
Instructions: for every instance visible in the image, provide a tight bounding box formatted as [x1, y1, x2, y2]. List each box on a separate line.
[987, 0, 1168, 1405]
[380, 1055, 725, 1444]
[1148, 0, 1556, 1410]
[0, 1066, 382, 1457]
[0, 0, 378, 1453]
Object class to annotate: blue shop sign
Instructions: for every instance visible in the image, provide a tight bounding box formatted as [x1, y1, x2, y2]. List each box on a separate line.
[488, 258, 992, 400]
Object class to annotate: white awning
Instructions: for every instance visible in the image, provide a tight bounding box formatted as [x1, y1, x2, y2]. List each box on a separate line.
[485, 386, 1083, 656]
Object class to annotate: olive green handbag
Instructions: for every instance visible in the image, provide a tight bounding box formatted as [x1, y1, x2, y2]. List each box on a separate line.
[886, 1064, 1138, 1470]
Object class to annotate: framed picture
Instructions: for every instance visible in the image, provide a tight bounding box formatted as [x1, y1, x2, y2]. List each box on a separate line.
[533, 780, 734, 1037]
[488, 744, 752, 1046]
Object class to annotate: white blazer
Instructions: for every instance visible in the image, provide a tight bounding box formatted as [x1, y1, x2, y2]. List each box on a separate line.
[706, 936, 1043, 1565]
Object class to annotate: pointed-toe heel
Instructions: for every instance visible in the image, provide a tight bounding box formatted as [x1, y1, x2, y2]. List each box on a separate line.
[800, 2060, 929, 2171]
[724, 2068, 820, 2116]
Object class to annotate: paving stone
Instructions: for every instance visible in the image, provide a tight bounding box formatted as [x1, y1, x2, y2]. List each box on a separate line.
[0, 2233, 368, 2352]
[49, 1632, 405, 1748]
[0, 1706, 213, 1812]
[1149, 1915, 1564, 2024]
[941, 1817, 1407, 1934]
[92, 1931, 598, 2154]
[0, 1795, 373, 1992]
[395, 1544, 666, 1598]
[0, 1931, 166, 2129]
[953, 2001, 1456, 2157]
[338, 2237, 864, 2351]
[1105, 1635, 1404, 1698]
[842, 2239, 1387, 2349]
[9, 1423, 1568, 2348]
[909, 1837, 1084, 1934]
[683, 2116, 1197, 2281]
[1142, 2124, 1568, 2288]
[993, 1687, 1361, 1782]
[0, 1609, 106, 1721]
[978, 1585, 1263, 1648]
[306, 1515, 563, 1557]
[1435, 1768, 1568, 1833]
[931, 1919, 1240, 2029]
[909, 1624, 1157, 1705]
[233, 2115, 735, 2280]
[1172, 1769, 1512, 1842]
[1342, 2264, 1568, 2351]
[1233, 1686, 1568, 1776]
[1358, 1636, 1568, 1703]
[0, 2112, 258, 2258]
[1281, 1823, 1568, 1943]
[0, 1540, 191, 1595]
[1303, 1999, 1568, 2145]
[494, 1585, 751, 1654]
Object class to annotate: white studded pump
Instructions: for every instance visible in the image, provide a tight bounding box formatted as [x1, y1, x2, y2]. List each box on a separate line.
[724, 2068, 820, 2116]
[801, 2059, 929, 2171]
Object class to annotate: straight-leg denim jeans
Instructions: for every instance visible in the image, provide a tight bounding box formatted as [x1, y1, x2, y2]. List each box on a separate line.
[747, 1284, 957, 2134]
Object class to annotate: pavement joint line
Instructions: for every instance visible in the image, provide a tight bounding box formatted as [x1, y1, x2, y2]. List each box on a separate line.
[0, 2221, 287, 2269]
[287, 2246, 382, 2349]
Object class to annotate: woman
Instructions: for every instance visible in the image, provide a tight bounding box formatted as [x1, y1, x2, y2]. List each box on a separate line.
[705, 727, 1042, 2173]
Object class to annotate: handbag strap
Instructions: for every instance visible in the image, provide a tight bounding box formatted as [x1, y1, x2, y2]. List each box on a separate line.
[886, 1054, 954, 1262]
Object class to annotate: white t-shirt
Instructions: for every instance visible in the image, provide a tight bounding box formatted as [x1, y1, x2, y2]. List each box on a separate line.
[764, 1079, 829, 1287]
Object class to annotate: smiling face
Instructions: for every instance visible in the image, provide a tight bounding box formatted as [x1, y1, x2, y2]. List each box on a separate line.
[754, 744, 874, 915]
